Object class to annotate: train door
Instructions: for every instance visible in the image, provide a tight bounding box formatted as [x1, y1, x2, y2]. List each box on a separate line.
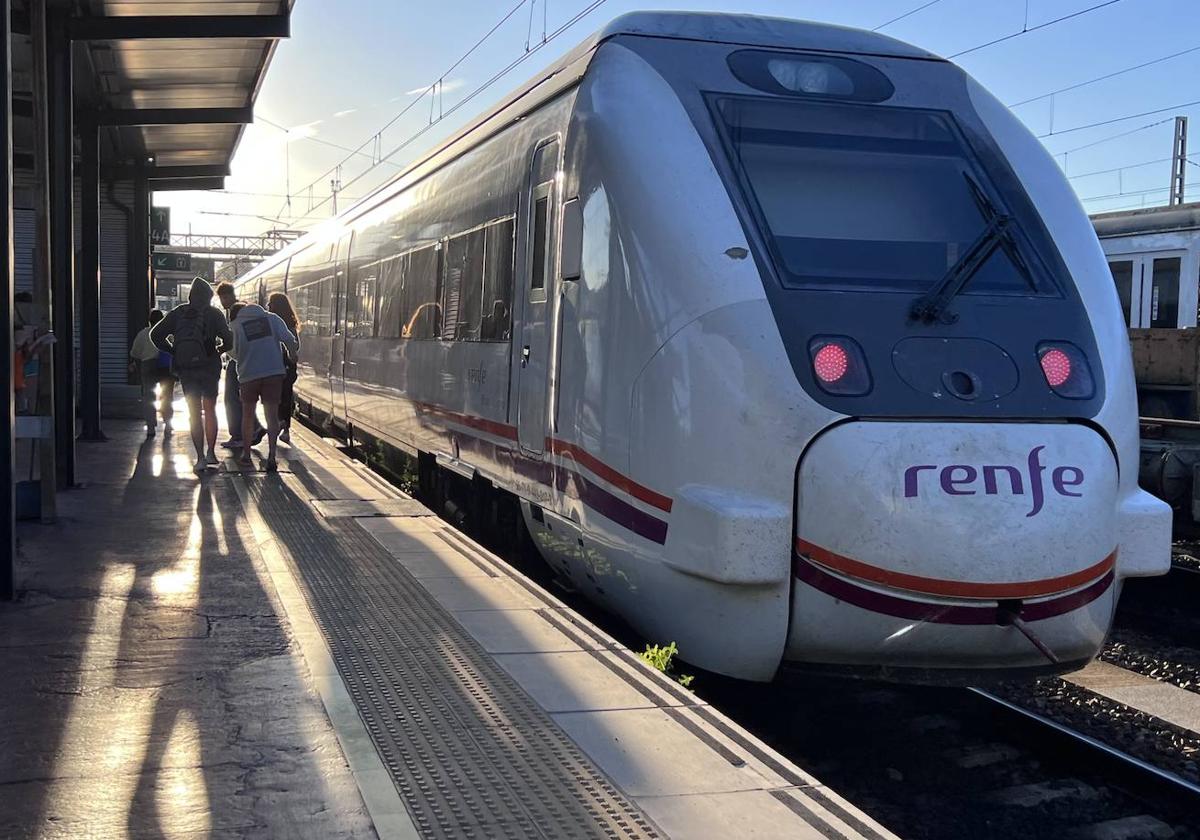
[516, 138, 560, 455]
[1108, 251, 1188, 328]
[329, 232, 352, 425]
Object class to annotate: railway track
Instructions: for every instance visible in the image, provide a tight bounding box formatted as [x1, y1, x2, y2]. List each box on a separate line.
[972, 689, 1200, 820]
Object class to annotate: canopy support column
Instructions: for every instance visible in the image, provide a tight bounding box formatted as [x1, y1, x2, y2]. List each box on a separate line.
[47, 11, 74, 488]
[78, 118, 102, 440]
[1, 0, 16, 599]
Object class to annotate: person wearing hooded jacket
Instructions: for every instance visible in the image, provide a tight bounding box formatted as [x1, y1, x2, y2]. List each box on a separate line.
[151, 278, 232, 474]
[230, 301, 299, 471]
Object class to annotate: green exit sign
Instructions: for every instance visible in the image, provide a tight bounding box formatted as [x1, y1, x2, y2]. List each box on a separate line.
[152, 252, 191, 272]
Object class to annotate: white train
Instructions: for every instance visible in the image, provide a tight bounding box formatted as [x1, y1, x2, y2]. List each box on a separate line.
[236, 12, 1171, 682]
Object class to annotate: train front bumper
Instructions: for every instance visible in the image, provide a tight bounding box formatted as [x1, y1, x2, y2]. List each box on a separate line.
[783, 421, 1171, 678]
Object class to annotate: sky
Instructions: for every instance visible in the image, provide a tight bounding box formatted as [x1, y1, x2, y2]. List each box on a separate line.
[153, 0, 1200, 238]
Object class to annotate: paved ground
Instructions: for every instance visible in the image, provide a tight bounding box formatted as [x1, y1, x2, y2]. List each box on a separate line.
[0, 419, 377, 839]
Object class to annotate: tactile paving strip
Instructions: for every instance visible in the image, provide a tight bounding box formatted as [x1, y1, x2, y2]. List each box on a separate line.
[311, 499, 434, 518]
[245, 477, 662, 840]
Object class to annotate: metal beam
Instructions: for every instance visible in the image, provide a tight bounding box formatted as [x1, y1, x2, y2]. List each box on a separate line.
[48, 10, 73, 489]
[68, 14, 289, 41]
[78, 118, 102, 441]
[134, 173, 151, 319]
[30, 0, 56, 523]
[2, 0, 15, 599]
[149, 177, 226, 192]
[94, 107, 253, 127]
[110, 163, 230, 179]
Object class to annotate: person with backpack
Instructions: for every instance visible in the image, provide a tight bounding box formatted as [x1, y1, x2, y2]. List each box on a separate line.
[150, 278, 232, 474]
[230, 300, 299, 472]
[129, 309, 175, 438]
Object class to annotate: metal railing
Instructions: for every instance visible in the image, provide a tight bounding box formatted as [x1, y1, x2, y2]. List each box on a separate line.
[156, 229, 302, 257]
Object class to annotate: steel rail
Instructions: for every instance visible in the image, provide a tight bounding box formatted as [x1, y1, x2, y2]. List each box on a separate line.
[969, 688, 1200, 814]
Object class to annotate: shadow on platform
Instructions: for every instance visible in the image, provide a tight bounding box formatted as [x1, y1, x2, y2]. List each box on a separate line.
[0, 420, 375, 839]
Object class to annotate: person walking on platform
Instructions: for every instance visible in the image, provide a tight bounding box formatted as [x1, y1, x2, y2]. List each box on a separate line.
[216, 281, 265, 450]
[267, 293, 301, 444]
[151, 278, 232, 474]
[231, 299, 299, 472]
[129, 309, 175, 438]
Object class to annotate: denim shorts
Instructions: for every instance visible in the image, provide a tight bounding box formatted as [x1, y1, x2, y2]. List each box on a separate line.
[178, 368, 220, 400]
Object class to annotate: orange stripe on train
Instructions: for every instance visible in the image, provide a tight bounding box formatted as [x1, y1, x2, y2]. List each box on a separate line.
[795, 538, 1116, 600]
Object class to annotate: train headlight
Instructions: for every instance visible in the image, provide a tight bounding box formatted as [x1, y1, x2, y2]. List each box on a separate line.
[809, 336, 871, 395]
[1037, 342, 1094, 399]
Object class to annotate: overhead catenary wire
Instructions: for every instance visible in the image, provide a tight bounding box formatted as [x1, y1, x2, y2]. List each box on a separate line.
[1055, 117, 1175, 156]
[1066, 157, 1172, 180]
[948, 0, 1125, 59]
[274, 0, 532, 220]
[872, 0, 945, 32]
[289, 0, 609, 228]
[1008, 45, 1200, 108]
[1037, 99, 1200, 139]
[1078, 181, 1200, 204]
[258, 116, 403, 168]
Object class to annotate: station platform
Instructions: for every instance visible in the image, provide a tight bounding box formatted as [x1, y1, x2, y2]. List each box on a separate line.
[3, 416, 898, 840]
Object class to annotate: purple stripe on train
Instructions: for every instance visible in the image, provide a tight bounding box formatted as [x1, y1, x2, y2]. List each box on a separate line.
[794, 555, 1113, 625]
[452, 430, 670, 545]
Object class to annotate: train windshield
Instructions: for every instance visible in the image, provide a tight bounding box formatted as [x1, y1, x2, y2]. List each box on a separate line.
[712, 96, 1047, 295]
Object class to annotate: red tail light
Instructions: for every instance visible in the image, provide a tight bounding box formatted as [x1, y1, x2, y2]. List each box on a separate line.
[1039, 348, 1071, 388]
[1037, 342, 1093, 399]
[813, 343, 849, 383]
[808, 337, 871, 396]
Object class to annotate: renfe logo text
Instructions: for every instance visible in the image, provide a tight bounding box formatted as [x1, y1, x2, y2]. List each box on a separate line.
[903, 445, 1083, 518]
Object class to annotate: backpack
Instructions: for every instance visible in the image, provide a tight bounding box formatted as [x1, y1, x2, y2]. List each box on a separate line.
[171, 305, 212, 370]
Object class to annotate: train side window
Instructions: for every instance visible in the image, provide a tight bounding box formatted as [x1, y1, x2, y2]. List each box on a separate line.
[443, 228, 485, 341]
[375, 254, 403, 339]
[352, 274, 375, 338]
[315, 277, 334, 337]
[559, 198, 582, 281]
[404, 245, 443, 339]
[442, 236, 461, 341]
[1150, 256, 1181, 328]
[482, 217, 515, 341]
[1108, 260, 1134, 327]
[531, 195, 549, 292]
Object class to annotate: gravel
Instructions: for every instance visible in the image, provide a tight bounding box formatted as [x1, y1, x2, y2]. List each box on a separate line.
[700, 675, 1200, 840]
[1101, 632, 1200, 695]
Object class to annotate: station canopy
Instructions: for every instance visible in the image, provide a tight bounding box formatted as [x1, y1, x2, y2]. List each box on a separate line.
[73, 0, 293, 186]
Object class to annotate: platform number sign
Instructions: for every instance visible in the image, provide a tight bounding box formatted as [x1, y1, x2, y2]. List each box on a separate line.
[150, 206, 170, 247]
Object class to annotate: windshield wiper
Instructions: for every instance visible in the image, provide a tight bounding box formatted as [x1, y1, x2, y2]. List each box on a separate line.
[909, 214, 1011, 324]
[962, 171, 1035, 286]
[909, 173, 1033, 325]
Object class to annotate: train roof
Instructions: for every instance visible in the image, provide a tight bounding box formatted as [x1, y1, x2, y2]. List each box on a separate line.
[239, 12, 936, 283]
[1091, 202, 1200, 237]
[595, 11, 938, 60]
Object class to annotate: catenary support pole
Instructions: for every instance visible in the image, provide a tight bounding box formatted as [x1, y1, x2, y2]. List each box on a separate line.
[1, 0, 16, 598]
[47, 10, 74, 488]
[1170, 116, 1188, 206]
[78, 117, 102, 440]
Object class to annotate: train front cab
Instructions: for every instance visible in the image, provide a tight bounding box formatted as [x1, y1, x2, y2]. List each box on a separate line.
[717, 49, 1176, 678]
[604, 22, 1173, 680]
